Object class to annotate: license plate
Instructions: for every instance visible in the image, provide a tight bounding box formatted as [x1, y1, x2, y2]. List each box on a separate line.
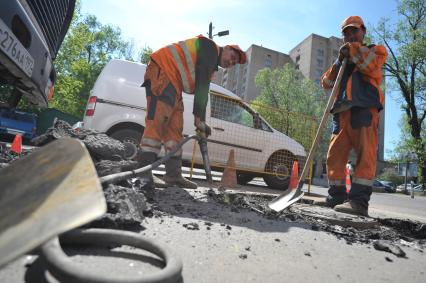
[0, 19, 34, 77]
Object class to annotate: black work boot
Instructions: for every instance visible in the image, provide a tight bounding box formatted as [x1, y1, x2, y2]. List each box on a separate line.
[314, 185, 348, 208]
[164, 156, 198, 189]
[334, 183, 372, 217]
[136, 151, 166, 189]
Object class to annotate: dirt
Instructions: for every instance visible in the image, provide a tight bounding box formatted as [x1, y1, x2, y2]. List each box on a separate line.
[2, 122, 426, 258]
[212, 192, 426, 249]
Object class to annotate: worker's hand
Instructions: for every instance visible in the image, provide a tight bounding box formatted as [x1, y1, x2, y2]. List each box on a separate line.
[194, 116, 212, 138]
[339, 43, 350, 62]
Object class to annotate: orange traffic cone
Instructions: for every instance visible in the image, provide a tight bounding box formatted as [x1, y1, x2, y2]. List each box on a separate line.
[219, 149, 238, 190]
[10, 134, 22, 154]
[289, 160, 299, 190]
[345, 166, 351, 193]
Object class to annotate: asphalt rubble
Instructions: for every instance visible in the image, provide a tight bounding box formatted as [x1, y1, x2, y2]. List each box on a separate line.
[1, 120, 425, 260]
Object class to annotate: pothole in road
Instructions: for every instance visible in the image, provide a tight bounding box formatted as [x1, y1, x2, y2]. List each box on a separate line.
[1, 121, 425, 259]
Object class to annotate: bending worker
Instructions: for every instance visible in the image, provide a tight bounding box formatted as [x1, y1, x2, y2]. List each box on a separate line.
[138, 35, 247, 189]
[318, 16, 388, 216]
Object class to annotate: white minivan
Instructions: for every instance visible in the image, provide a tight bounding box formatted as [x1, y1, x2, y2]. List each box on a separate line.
[83, 59, 306, 190]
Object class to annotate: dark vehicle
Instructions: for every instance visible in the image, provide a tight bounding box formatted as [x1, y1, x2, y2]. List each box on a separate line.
[0, 107, 37, 139]
[0, 0, 76, 108]
[373, 180, 395, 193]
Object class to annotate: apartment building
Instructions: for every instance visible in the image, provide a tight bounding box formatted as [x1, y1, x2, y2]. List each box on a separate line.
[289, 34, 342, 85]
[212, 44, 293, 101]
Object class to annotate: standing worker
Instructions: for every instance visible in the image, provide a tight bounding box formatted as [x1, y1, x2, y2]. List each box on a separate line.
[318, 16, 388, 216]
[138, 35, 247, 189]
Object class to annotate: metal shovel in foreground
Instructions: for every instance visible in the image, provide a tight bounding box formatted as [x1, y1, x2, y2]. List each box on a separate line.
[0, 138, 107, 267]
[268, 59, 348, 212]
[0, 134, 206, 267]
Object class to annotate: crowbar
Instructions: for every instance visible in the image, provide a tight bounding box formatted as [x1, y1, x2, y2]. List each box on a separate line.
[268, 58, 348, 212]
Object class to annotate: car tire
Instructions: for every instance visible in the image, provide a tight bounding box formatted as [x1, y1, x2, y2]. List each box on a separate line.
[109, 128, 143, 159]
[263, 152, 294, 191]
[237, 172, 255, 185]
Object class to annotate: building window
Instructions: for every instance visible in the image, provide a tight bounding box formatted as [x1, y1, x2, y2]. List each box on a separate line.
[315, 68, 323, 77]
[317, 58, 323, 67]
[295, 55, 300, 62]
[317, 49, 324, 57]
[265, 54, 272, 68]
[295, 64, 299, 70]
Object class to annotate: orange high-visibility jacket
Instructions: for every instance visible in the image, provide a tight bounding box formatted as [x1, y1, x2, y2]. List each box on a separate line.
[321, 43, 388, 113]
[150, 35, 221, 121]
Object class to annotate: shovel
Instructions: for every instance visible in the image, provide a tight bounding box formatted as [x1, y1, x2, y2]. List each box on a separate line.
[268, 59, 348, 212]
[0, 138, 107, 267]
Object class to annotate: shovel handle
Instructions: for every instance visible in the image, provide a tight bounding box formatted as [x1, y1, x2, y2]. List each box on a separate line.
[298, 59, 348, 188]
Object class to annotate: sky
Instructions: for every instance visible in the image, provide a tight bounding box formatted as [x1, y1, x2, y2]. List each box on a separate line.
[80, 0, 404, 159]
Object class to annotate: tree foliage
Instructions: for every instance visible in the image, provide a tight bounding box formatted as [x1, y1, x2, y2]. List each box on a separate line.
[139, 45, 153, 64]
[50, 4, 134, 118]
[372, 0, 426, 184]
[253, 63, 329, 157]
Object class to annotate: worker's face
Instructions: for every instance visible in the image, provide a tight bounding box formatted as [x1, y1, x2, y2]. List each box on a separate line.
[220, 47, 239, 68]
[342, 26, 365, 43]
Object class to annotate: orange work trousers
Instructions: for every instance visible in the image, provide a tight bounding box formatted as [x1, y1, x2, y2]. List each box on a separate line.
[139, 61, 184, 156]
[327, 107, 379, 187]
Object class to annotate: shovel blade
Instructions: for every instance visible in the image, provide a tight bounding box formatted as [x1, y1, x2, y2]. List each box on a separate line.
[0, 138, 106, 267]
[268, 191, 304, 212]
[268, 182, 304, 212]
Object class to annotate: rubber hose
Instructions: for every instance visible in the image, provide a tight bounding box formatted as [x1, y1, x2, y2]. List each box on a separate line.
[41, 228, 183, 283]
[100, 134, 198, 184]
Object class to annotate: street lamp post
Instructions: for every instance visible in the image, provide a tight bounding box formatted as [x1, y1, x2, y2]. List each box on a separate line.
[208, 22, 229, 39]
[403, 152, 416, 195]
[404, 154, 409, 195]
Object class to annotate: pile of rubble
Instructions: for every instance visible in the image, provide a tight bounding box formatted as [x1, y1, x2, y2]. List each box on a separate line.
[1, 120, 425, 256]
[1, 120, 150, 230]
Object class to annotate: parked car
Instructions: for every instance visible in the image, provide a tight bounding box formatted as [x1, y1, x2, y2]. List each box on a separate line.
[396, 183, 424, 193]
[82, 59, 307, 190]
[0, 0, 76, 108]
[0, 107, 36, 140]
[372, 180, 395, 193]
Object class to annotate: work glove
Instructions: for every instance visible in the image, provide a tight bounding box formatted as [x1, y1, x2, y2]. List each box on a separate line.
[338, 42, 350, 63]
[194, 116, 211, 138]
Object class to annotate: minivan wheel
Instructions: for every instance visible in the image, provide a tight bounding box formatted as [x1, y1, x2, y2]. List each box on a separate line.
[109, 128, 143, 159]
[109, 128, 143, 146]
[263, 154, 293, 191]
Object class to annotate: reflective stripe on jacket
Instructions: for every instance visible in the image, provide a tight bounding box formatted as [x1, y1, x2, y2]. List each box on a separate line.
[151, 38, 198, 93]
[321, 43, 388, 113]
[150, 35, 220, 121]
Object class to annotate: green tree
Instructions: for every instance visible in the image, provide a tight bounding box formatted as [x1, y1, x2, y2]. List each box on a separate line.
[139, 45, 153, 64]
[373, 0, 426, 185]
[50, 4, 134, 118]
[253, 63, 329, 164]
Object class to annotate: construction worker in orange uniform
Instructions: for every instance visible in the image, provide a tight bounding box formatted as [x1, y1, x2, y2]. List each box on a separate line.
[138, 35, 247, 189]
[318, 16, 388, 216]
